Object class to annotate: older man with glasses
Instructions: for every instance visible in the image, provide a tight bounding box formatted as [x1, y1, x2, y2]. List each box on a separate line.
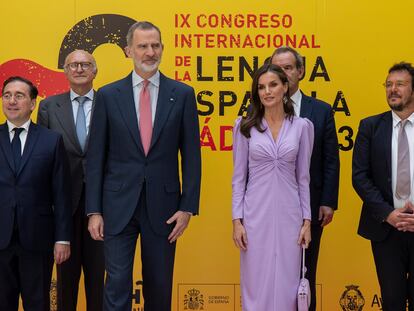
[37, 50, 104, 311]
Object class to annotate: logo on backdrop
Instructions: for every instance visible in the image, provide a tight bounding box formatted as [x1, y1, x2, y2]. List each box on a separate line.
[0, 14, 136, 96]
[339, 284, 365, 311]
[183, 288, 205, 310]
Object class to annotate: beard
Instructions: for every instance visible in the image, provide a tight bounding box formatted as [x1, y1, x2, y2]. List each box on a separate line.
[388, 102, 404, 111]
[135, 58, 161, 73]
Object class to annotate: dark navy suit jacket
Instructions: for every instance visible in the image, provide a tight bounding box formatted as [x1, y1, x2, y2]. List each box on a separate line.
[352, 111, 394, 241]
[86, 72, 201, 236]
[0, 122, 72, 251]
[300, 93, 340, 223]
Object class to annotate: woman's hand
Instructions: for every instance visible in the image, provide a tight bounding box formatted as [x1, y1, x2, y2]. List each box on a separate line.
[233, 219, 248, 251]
[298, 219, 311, 248]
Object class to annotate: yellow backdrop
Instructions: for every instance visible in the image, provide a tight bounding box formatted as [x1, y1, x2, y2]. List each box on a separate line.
[1, 1, 413, 310]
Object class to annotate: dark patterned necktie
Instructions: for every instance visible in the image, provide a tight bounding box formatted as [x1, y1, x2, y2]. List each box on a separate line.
[12, 127, 24, 172]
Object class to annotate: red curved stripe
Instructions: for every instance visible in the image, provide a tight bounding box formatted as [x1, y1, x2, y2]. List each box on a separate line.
[0, 59, 69, 97]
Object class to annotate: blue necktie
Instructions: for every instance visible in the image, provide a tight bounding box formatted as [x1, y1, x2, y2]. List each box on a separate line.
[12, 127, 24, 172]
[75, 96, 87, 151]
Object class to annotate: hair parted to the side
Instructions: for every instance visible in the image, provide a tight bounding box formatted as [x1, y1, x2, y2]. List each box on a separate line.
[2, 76, 38, 99]
[240, 63, 294, 138]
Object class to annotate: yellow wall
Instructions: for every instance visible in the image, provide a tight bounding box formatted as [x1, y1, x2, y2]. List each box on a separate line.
[1, 1, 413, 310]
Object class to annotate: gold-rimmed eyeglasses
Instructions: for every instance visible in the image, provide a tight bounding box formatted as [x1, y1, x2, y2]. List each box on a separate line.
[65, 62, 93, 71]
[2, 93, 27, 102]
[383, 81, 410, 89]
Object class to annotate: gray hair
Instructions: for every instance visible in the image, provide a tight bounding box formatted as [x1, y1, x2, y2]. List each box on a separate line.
[271, 46, 304, 69]
[63, 50, 97, 74]
[126, 21, 162, 46]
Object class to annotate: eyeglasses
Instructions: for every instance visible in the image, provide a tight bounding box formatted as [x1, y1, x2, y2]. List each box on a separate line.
[2, 93, 27, 101]
[383, 81, 410, 89]
[65, 62, 93, 71]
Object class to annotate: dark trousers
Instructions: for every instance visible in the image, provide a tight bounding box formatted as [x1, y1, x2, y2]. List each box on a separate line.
[0, 232, 53, 311]
[305, 224, 323, 311]
[371, 228, 414, 311]
[103, 185, 176, 311]
[57, 190, 105, 311]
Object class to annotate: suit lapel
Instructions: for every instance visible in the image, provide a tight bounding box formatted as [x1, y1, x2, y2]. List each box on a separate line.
[299, 93, 314, 119]
[0, 123, 15, 171]
[54, 93, 81, 152]
[150, 73, 175, 151]
[116, 73, 144, 153]
[17, 121, 40, 176]
[380, 112, 393, 180]
[84, 90, 97, 152]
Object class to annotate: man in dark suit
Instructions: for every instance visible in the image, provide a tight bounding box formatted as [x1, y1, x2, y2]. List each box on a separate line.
[0, 76, 72, 311]
[86, 21, 201, 311]
[37, 50, 104, 311]
[271, 46, 340, 311]
[353, 62, 414, 311]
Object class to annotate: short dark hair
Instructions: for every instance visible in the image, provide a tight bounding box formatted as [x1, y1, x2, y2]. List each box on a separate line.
[2, 76, 38, 99]
[271, 46, 304, 69]
[388, 62, 414, 89]
[240, 63, 294, 138]
[126, 21, 162, 46]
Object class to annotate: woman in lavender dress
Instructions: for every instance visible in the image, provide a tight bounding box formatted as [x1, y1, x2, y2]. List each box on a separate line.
[232, 63, 314, 310]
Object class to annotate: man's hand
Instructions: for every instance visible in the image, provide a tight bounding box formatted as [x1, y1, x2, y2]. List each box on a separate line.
[386, 203, 414, 228]
[319, 205, 334, 227]
[88, 214, 104, 241]
[167, 211, 191, 243]
[396, 202, 414, 232]
[54, 243, 70, 264]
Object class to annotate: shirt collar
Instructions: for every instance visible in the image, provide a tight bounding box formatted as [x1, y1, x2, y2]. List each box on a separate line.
[132, 70, 160, 88]
[7, 119, 31, 133]
[392, 111, 414, 128]
[291, 89, 302, 106]
[70, 89, 94, 102]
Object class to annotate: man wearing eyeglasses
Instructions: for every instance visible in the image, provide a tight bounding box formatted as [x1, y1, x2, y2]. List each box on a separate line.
[37, 50, 104, 311]
[353, 62, 414, 311]
[0, 76, 71, 311]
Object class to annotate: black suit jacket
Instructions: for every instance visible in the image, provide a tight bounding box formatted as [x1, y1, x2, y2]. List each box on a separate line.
[352, 111, 394, 241]
[300, 93, 340, 223]
[86, 72, 201, 236]
[37, 92, 95, 213]
[0, 122, 72, 250]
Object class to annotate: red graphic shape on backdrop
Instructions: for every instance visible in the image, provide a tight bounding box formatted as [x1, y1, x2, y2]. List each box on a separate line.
[0, 59, 69, 97]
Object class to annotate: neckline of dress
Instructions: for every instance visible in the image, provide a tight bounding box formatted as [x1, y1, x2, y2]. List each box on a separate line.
[262, 117, 287, 144]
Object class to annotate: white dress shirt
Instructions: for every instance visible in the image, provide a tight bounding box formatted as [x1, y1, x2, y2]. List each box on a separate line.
[70, 89, 94, 135]
[391, 111, 414, 208]
[132, 70, 160, 124]
[291, 89, 303, 117]
[7, 119, 31, 153]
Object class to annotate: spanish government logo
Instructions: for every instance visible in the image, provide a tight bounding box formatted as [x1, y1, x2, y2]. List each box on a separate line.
[184, 288, 205, 310]
[339, 285, 365, 311]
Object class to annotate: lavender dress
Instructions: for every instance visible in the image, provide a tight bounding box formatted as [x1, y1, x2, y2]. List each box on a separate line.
[232, 116, 314, 310]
